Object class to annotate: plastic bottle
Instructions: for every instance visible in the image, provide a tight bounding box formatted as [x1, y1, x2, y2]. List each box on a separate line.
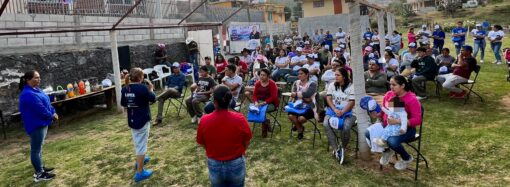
[67, 83, 75, 98]
[85, 80, 91, 93]
[74, 82, 79, 96]
[78, 80, 85, 95]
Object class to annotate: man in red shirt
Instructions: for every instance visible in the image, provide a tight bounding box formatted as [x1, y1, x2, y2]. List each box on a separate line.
[436, 45, 477, 98]
[197, 85, 252, 186]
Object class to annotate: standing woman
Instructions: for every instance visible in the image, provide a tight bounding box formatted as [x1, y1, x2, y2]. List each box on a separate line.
[121, 68, 156, 182]
[19, 70, 57, 182]
[407, 27, 416, 45]
[287, 68, 319, 140]
[322, 68, 355, 164]
[488, 25, 505, 64]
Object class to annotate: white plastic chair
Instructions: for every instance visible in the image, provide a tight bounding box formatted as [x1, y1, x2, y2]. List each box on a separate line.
[153, 65, 172, 89]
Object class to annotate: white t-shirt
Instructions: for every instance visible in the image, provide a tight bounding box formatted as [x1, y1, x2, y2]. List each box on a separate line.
[343, 52, 351, 65]
[284, 38, 293, 45]
[303, 62, 321, 82]
[401, 52, 416, 69]
[275, 56, 289, 69]
[372, 34, 380, 44]
[336, 31, 347, 44]
[291, 55, 306, 71]
[222, 75, 243, 98]
[390, 34, 401, 45]
[326, 83, 354, 108]
[418, 30, 431, 43]
[488, 30, 505, 42]
[321, 69, 336, 85]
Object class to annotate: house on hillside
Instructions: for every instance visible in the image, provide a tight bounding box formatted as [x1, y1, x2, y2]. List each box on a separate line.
[208, 0, 286, 23]
[301, 0, 349, 18]
[405, 0, 436, 12]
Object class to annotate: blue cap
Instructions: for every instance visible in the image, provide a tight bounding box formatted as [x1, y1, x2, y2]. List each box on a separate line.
[360, 96, 381, 113]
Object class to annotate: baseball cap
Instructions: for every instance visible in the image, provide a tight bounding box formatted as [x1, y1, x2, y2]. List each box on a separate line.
[296, 47, 303, 52]
[434, 25, 440, 29]
[422, 24, 427, 28]
[476, 23, 482, 27]
[334, 47, 342, 52]
[365, 46, 373, 51]
[158, 43, 165, 48]
[324, 45, 330, 50]
[360, 96, 381, 113]
[385, 46, 393, 51]
[339, 44, 346, 49]
[409, 42, 417, 48]
[304, 41, 310, 45]
[172, 62, 180, 68]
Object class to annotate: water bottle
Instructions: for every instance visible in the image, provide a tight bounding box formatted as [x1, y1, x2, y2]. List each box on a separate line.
[85, 80, 91, 93]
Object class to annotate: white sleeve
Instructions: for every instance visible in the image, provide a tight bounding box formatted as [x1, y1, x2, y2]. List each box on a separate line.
[347, 85, 355, 100]
[326, 83, 334, 96]
[399, 111, 408, 131]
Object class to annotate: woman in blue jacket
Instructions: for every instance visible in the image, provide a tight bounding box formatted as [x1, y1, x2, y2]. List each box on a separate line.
[19, 70, 57, 182]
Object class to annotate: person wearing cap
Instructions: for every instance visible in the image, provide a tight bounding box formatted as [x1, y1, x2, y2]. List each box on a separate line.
[407, 27, 416, 44]
[248, 55, 270, 86]
[488, 24, 505, 64]
[471, 24, 487, 63]
[452, 21, 468, 56]
[400, 42, 418, 72]
[197, 85, 252, 187]
[371, 30, 381, 53]
[327, 47, 345, 70]
[154, 43, 168, 65]
[417, 24, 431, 47]
[271, 49, 291, 81]
[365, 59, 388, 94]
[186, 37, 200, 82]
[432, 25, 445, 52]
[363, 48, 379, 72]
[363, 28, 373, 43]
[302, 41, 312, 55]
[336, 27, 347, 45]
[437, 45, 477, 98]
[410, 47, 438, 100]
[303, 54, 321, 83]
[186, 66, 217, 124]
[154, 62, 186, 125]
[435, 48, 456, 74]
[289, 47, 307, 74]
[339, 43, 351, 65]
[203, 56, 217, 79]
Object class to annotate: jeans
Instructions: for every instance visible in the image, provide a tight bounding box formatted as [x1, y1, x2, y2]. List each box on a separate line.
[454, 41, 465, 56]
[436, 73, 468, 93]
[30, 126, 48, 173]
[156, 88, 181, 120]
[271, 68, 292, 81]
[473, 40, 486, 60]
[189, 53, 199, 82]
[491, 42, 502, 61]
[207, 156, 246, 187]
[433, 42, 444, 52]
[365, 127, 416, 160]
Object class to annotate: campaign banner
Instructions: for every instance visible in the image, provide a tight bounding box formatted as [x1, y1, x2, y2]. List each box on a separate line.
[229, 25, 260, 41]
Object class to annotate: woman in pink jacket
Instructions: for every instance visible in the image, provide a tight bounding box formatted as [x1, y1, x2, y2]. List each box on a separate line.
[365, 75, 422, 170]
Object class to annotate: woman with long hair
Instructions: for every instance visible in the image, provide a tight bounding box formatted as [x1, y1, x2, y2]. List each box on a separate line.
[488, 24, 505, 64]
[252, 68, 279, 138]
[287, 68, 318, 140]
[19, 70, 57, 182]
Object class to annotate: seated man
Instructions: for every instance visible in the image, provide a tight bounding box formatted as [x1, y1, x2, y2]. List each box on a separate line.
[302, 54, 321, 83]
[203, 56, 217, 79]
[186, 66, 217, 123]
[155, 62, 186, 125]
[204, 65, 243, 113]
[285, 47, 307, 82]
[436, 45, 477, 98]
[364, 59, 388, 94]
[410, 47, 438, 100]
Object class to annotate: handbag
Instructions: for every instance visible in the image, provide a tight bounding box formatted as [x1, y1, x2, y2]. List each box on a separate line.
[326, 105, 352, 130]
[284, 101, 310, 115]
[247, 104, 268, 123]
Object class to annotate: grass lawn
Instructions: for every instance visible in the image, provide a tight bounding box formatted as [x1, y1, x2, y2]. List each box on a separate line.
[1, 37, 510, 186]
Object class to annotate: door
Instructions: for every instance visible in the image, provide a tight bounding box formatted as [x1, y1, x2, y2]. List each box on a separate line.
[187, 30, 214, 66]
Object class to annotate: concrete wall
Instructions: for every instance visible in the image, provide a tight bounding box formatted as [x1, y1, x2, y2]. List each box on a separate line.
[298, 14, 370, 39]
[0, 13, 185, 48]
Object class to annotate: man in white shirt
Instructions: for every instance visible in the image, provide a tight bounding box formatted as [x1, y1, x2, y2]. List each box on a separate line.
[303, 54, 321, 83]
[204, 64, 243, 113]
[401, 42, 418, 72]
[336, 27, 347, 45]
[417, 25, 431, 47]
[290, 47, 307, 73]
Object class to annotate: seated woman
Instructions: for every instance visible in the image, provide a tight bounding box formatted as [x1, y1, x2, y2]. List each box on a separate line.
[322, 68, 355, 165]
[364, 59, 388, 94]
[251, 69, 279, 138]
[214, 54, 228, 83]
[271, 49, 291, 81]
[287, 68, 318, 140]
[383, 50, 400, 80]
[365, 75, 422, 171]
[233, 56, 249, 79]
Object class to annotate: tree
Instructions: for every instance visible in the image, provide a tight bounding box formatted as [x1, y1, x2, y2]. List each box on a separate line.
[436, 0, 463, 17]
[347, 0, 371, 160]
[388, 0, 415, 19]
[284, 6, 292, 21]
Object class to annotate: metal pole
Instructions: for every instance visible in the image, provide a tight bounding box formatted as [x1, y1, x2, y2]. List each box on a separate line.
[110, 30, 123, 113]
[111, 0, 143, 30]
[0, 0, 11, 17]
[178, 0, 208, 25]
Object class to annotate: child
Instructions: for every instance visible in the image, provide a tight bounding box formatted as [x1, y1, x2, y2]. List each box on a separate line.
[374, 96, 408, 148]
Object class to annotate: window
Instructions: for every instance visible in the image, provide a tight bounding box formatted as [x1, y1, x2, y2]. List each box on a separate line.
[268, 12, 273, 22]
[313, 0, 324, 8]
[108, 0, 133, 4]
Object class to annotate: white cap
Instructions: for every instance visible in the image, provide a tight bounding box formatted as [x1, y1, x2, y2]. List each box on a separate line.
[434, 25, 440, 29]
[296, 47, 303, 52]
[306, 54, 315, 59]
[185, 37, 193, 44]
[409, 42, 417, 48]
[368, 53, 375, 58]
[304, 41, 310, 45]
[324, 45, 330, 50]
[339, 44, 346, 49]
[422, 24, 427, 28]
[476, 23, 482, 27]
[334, 47, 342, 52]
[172, 62, 180, 68]
[385, 46, 393, 51]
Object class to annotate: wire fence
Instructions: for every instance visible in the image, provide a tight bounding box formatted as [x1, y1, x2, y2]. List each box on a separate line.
[0, 0, 264, 23]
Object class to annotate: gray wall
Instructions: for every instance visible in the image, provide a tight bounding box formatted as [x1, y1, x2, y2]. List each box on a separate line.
[298, 14, 370, 38]
[0, 43, 188, 115]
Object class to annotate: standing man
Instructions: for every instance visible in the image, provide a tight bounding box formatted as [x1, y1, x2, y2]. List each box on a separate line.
[363, 28, 373, 44]
[336, 27, 347, 46]
[197, 85, 252, 187]
[410, 47, 438, 100]
[451, 21, 467, 56]
[324, 30, 334, 52]
[312, 30, 321, 45]
[417, 25, 431, 47]
[186, 37, 200, 82]
[471, 24, 487, 63]
[432, 25, 445, 52]
[154, 63, 186, 125]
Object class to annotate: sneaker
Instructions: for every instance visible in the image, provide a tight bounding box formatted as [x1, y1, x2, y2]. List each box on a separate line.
[493, 61, 498, 64]
[447, 92, 456, 97]
[335, 147, 345, 165]
[153, 119, 162, 126]
[451, 90, 467, 99]
[497, 61, 502, 65]
[395, 156, 414, 170]
[374, 138, 388, 148]
[297, 132, 304, 140]
[134, 156, 151, 170]
[379, 149, 395, 165]
[479, 60, 484, 63]
[33, 167, 55, 178]
[416, 96, 428, 100]
[33, 171, 55, 182]
[191, 116, 197, 123]
[134, 169, 153, 182]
